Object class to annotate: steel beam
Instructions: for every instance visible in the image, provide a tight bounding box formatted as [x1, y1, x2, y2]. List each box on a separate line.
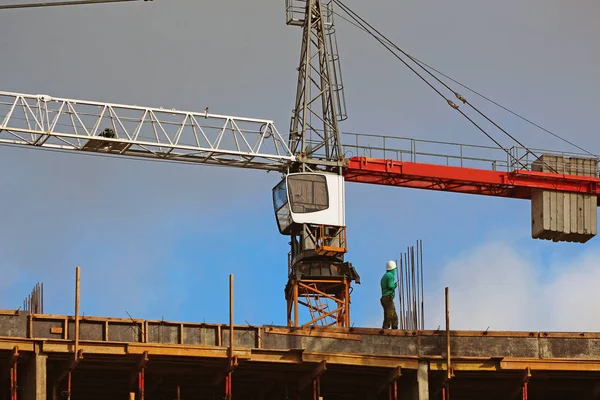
[345, 156, 600, 201]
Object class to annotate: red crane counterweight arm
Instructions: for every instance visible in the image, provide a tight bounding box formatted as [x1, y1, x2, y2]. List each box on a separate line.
[344, 156, 600, 205]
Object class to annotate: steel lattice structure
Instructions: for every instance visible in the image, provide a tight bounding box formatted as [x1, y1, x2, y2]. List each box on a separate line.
[0, 91, 294, 171]
[288, 0, 346, 168]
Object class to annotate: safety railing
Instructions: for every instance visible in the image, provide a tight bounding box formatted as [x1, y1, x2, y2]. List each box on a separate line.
[341, 132, 600, 177]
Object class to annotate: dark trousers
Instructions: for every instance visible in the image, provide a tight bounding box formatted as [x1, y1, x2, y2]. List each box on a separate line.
[380, 295, 398, 329]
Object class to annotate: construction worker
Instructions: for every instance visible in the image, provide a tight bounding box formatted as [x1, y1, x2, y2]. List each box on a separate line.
[380, 260, 398, 329]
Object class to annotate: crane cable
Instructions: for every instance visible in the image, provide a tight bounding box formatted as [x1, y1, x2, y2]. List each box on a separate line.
[0, 0, 148, 10]
[331, 0, 523, 168]
[333, 9, 597, 159]
[332, 0, 588, 172]
[405, 56, 598, 158]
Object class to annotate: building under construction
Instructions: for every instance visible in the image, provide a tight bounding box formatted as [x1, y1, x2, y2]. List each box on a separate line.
[2, 271, 600, 400]
[2, 1, 600, 399]
[3, 295, 600, 400]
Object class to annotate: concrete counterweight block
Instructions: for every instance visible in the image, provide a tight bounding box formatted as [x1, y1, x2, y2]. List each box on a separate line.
[531, 154, 598, 243]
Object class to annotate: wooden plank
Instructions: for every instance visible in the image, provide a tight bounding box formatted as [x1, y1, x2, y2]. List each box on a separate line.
[302, 351, 419, 368]
[0, 310, 21, 316]
[267, 327, 362, 341]
[0, 340, 34, 352]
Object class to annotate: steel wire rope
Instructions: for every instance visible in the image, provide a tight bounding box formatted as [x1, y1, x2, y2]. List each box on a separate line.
[332, 0, 584, 173]
[331, 0, 524, 169]
[333, 9, 596, 158]
[0, 0, 143, 10]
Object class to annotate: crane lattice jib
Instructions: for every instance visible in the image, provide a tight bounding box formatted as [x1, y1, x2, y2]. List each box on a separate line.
[0, 91, 295, 171]
[2, 90, 599, 200]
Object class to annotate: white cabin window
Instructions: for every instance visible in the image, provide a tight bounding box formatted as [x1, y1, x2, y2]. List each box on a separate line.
[287, 174, 329, 214]
[273, 180, 288, 211]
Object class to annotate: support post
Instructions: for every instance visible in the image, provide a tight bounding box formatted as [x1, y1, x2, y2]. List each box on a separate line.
[8, 347, 19, 400]
[344, 278, 350, 327]
[74, 267, 80, 358]
[137, 352, 148, 400]
[137, 368, 144, 400]
[416, 360, 429, 400]
[444, 287, 451, 400]
[312, 376, 321, 400]
[225, 274, 234, 400]
[388, 379, 397, 400]
[522, 367, 531, 400]
[229, 274, 234, 359]
[445, 287, 450, 381]
[294, 281, 299, 327]
[66, 372, 71, 400]
[386, 366, 401, 400]
[53, 266, 82, 400]
[298, 360, 327, 395]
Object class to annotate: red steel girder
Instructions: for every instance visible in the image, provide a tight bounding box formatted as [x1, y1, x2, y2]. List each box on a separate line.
[344, 157, 600, 202]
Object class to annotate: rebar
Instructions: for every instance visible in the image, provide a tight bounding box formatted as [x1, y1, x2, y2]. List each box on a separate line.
[396, 240, 425, 331]
[22, 282, 44, 314]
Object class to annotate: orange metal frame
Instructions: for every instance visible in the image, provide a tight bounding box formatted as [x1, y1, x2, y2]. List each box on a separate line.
[286, 278, 350, 327]
[345, 157, 600, 201]
[313, 225, 347, 257]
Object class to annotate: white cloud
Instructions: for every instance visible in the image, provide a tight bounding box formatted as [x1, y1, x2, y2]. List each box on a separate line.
[425, 241, 600, 332]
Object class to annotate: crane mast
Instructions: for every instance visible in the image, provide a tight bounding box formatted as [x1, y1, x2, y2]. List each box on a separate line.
[281, 0, 358, 327]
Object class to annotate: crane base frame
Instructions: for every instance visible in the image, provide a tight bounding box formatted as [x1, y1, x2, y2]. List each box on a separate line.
[286, 277, 350, 327]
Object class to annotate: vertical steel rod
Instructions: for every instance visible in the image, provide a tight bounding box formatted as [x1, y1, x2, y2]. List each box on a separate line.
[10, 361, 17, 400]
[67, 370, 72, 400]
[420, 240, 424, 330]
[389, 379, 397, 400]
[138, 369, 145, 400]
[404, 252, 409, 329]
[229, 274, 234, 359]
[395, 258, 402, 330]
[445, 287, 451, 380]
[74, 267, 81, 358]
[228, 274, 234, 400]
[344, 278, 350, 327]
[294, 282, 299, 327]
[410, 247, 419, 330]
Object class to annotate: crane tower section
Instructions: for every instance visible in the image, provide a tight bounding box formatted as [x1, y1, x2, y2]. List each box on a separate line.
[279, 0, 358, 328]
[286, 0, 347, 166]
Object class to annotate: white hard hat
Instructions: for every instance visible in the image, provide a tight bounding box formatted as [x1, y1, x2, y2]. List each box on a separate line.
[386, 260, 397, 271]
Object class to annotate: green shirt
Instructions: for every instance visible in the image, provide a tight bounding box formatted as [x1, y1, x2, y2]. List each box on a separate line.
[380, 270, 397, 298]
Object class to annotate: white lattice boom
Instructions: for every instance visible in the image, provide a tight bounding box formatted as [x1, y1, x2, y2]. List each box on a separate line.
[0, 91, 295, 170]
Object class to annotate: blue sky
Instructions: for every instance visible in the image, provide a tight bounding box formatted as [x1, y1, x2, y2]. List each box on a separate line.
[0, 0, 599, 332]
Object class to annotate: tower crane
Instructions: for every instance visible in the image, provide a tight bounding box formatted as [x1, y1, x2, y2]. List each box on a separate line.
[1, 0, 599, 328]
